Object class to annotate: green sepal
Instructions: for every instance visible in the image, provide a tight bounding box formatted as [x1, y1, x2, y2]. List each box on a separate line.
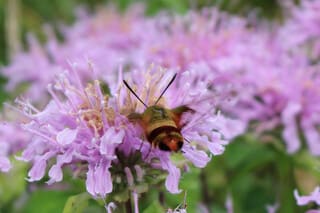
[113, 189, 130, 203]
[134, 183, 149, 194]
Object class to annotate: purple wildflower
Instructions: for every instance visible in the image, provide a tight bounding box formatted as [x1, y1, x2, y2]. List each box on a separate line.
[121, 67, 236, 151]
[218, 23, 320, 155]
[131, 8, 249, 71]
[116, 66, 239, 192]
[16, 63, 235, 200]
[1, 5, 146, 101]
[280, 0, 320, 59]
[17, 66, 125, 197]
[1, 5, 252, 109]
[2, 34, 64, 101]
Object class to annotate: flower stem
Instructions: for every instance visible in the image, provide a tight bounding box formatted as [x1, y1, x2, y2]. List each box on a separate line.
[200, 169, 210, 207]
[276, 152, 296, 213]
[125, 199, 133, 213]
[5, 0, 21, 59]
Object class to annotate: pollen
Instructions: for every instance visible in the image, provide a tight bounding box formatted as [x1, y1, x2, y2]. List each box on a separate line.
[121, 66, 169, 113]
[78, 82, 115, 137]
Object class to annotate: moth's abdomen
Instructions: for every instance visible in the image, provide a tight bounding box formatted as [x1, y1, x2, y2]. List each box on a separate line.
[147, 125, 180, 142]
[146, 120, 177, 135]
[138, 105, 186, 151]
[147, 125, 184, 152]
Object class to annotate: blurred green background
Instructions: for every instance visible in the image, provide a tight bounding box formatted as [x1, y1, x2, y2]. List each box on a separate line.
[0, 0, 317, 213]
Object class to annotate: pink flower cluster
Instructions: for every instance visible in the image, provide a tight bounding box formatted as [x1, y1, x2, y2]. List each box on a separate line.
[12, 64, 236, 198]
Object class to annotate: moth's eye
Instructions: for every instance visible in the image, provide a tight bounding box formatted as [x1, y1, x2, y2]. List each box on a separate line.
[159, 142, 171, 151]
[177, 141, 183, 149]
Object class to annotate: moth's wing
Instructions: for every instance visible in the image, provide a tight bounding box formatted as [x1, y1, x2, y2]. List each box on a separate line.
[128, 112, 143, 122]
[170, 105, 195, 129]
[128, 112, 150, 132]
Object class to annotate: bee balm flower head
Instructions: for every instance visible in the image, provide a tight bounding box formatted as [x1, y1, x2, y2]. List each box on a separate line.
[17, 64, 239, 200]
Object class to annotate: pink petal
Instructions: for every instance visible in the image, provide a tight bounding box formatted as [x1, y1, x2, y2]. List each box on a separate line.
[100, 127, 124, 156]
[294, 187, 320, 206]
[86, 162, 113, 197]
[0, 156, 11, 172]
[182, 146, 210, 168]
[86, 164, 95, 196]
[106, 202, 117, 213]
[27, 158, 47, 181]
[47, 165, 63, 184]
[282, 124, 300, 153]
[165, 166, 181, 194]
[56, 149, 73, 164]
[94, 162, 112, 197]
[306, 210, 320, 213]
[302, 119, 320, 156]
[281, 102, 301, 153]
[56, 128, 78, 145]
[159, 156, 181, 194]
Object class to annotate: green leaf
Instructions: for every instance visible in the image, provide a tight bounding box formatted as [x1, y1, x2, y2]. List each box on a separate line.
[225, 135, 276, 172]
[160, 0, 188, 13]
[0, 159, 27, 205]
[276, 153, 297, 213]
[231, 174, 275, 213]
[22, 190, 75, 213]
[0, 75, 9, 107]
[142, 200, 165, 213]
[62, 193, 90, 213]
[293, 150, 320, 176]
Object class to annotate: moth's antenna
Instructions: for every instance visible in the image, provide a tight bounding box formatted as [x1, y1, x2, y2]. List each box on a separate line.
[123, 80, 148, 108]
[155, 73, 177, 105]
